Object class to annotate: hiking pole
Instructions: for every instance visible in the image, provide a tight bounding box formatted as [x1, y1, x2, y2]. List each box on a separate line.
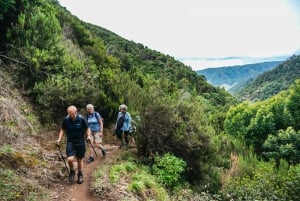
[87, 139, 98, 159]
[56, 144, 70, 175]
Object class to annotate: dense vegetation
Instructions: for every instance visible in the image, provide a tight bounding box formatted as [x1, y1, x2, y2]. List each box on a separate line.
[222, 80, 300, 200]
[1, 0, 300, 200]
[236, 55, 300, 101]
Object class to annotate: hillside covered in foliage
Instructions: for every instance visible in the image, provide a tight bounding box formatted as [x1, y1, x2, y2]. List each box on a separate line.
[0, 0, 235, 199]
[197, 61, 283, 93]
[2, 0, 300, 200]
[236, 55, 300, 101]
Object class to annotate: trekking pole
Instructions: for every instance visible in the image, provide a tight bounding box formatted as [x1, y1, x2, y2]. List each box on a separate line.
[88, 139, 98, 159]
[56, 144, 70, 175]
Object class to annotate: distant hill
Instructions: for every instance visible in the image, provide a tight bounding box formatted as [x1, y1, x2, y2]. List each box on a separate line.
[236, 55, 300, 101]
[197, 61, 283, 93]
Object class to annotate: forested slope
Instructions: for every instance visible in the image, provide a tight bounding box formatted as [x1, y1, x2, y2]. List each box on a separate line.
[2, 1, 300, 200]
[0, 0, 237, 200]
[85, 22, 222, 96]
[197, 61, 282, 92]
[236, 55, 300, 101]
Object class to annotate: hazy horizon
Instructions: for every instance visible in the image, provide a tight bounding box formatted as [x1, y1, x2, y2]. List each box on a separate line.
[178, 55, 291, 71]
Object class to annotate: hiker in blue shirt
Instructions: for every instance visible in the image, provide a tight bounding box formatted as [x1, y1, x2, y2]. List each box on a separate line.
[56, 105, 91, 184]
[86, 104, 106, 163]
[115, 104, 132, 149]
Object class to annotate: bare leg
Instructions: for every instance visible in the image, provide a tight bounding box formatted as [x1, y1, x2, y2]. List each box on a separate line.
[88, 138, 95, 157]
[95, 134, 106, 156]
[130, 136, 136, 147]
[77, 158, 84, 184]
[87, 137, 96, 163]
[96, 142, 104, 150]
[77, 158, 83, 172]
[96, 142, 106, 156]
[67, 156, 75, 170]
[67, 156, 76, 182]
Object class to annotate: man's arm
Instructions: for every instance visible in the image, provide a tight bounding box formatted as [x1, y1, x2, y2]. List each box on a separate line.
[86, 127, 92, 142]
[56, 128, 65, 145]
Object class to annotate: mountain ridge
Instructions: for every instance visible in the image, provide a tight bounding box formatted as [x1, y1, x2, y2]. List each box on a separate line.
[236, 54, 300, 101]
[197, 61, 284, 92]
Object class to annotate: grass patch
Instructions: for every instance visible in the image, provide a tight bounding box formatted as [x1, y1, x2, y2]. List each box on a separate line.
[92, 151, 169, 201]
[0, 168, 48, 201]
[92, 167, 106, 196]
[0, 145, 14, 155]
[109, 163, 127, 184]
[129, 169, 169, 201]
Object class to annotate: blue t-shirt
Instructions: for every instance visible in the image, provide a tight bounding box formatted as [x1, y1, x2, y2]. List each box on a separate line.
[87, 112, 102, 132]
[62, 114, 88, 142]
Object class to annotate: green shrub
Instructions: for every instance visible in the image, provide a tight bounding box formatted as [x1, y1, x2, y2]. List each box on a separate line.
[222, 161, 300, 201]
[152, 153, 187, 188]
[282, 165, 300, 201]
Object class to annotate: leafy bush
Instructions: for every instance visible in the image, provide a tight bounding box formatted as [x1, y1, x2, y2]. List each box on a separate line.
[225, 81, 300, 157]
[152, 153, 187, 188]
[283, 165, 300, 201]
[263, 127, 300, 166]
[221, 160, 300, 201]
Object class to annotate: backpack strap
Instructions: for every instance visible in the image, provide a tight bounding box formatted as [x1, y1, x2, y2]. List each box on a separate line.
[78, 114, 83, 126]
[95, 112, 100, 122]
[86, 112, 100, 123]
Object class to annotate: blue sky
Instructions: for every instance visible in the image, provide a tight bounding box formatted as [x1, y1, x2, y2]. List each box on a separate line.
[58, 0, 300, 70]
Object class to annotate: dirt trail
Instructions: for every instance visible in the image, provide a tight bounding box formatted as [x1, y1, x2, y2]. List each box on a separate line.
[65, 155, 103, 201]
[49, 125, 123, 201]
[51, 144, 120, 201]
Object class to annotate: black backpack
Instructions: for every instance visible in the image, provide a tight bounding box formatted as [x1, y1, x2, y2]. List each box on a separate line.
[116, 114, 125, 129]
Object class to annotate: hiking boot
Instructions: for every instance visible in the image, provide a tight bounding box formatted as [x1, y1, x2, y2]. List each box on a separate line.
[101, 148, 106, 157]
[87, 156, 94, 163]
[69, 170, 75, 183]
[77, 171, 83, 184]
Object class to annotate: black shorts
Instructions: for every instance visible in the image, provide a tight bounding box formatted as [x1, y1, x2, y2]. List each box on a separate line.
[116, 129, 129, 140]
[66, 140, 86, 159]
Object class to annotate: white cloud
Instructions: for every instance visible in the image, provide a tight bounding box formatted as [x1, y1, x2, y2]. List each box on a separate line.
[58, 0, 300, 69]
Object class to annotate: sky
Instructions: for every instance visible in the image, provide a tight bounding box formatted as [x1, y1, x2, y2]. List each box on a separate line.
[58, 0, 300, 70]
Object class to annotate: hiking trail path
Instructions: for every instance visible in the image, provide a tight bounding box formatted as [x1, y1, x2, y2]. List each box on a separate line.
[49, 128, 125, 201]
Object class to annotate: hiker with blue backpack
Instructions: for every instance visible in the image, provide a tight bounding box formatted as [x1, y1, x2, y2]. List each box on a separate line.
[56, 105, 91, 184]
[115, 104, 132, 149]
[86, 104, 106, 163]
